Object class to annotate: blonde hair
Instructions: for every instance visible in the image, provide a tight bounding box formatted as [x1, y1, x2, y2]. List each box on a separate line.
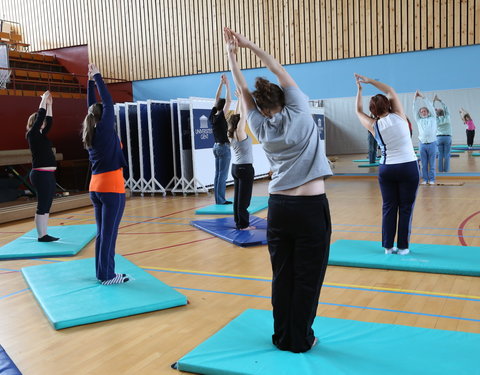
[82, 103, 102, 149]
[26, 112, 38, 132]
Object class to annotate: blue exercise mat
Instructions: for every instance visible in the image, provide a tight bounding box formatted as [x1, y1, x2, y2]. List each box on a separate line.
[0, 225, 97, 260]
[451, 145, 480, 150]
[176, 308, 479, 375]
[0, 346, 22, 375]
[358, 163, 379, 167]
[352, 158, 380, 162]
[195, 196, 269, 215]
[329, 239, 480, 276]
[191, 216, 267, 247]
[21, 255, 187, 329]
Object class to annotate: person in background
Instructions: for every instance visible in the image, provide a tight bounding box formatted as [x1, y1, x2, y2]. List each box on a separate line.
[413, 91, 437, 185]
[459, 108, 476, 149]
[82, 63, 129, 286]
[354, 74, 419, 256]
[227, 89, 255, 230]
[433, 95, 452, 172]
[26, 90, 59, 242]
[209, 74, 232, 204]
[368, 130, 378, 164]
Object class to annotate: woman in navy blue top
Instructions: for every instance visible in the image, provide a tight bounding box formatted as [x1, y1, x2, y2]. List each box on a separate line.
[82, 63, 129, 285]
[26, 90, 59, 242]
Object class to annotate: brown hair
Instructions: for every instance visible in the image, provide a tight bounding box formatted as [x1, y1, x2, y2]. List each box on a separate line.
[252, 77, 285, 112]
[82, 103, 102, 149]
[369, 94, 392, 118]
[464, 114, 472, 122]
[227, 113, 241, 139]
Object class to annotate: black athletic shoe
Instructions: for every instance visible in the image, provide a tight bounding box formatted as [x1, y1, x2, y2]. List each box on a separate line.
[38, 235, 60, 242]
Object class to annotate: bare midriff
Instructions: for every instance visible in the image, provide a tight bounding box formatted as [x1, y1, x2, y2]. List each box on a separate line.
[271, 177, 325, 196]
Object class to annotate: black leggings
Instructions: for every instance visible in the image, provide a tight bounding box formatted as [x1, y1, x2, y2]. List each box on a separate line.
[231, 163, 254, 229]
[466, 129, 475, 147]
[30, 169, 56, 214]
[267, 193, 331, 353]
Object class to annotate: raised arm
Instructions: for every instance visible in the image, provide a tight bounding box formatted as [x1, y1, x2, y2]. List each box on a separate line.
[89, 63, 114, 124]
[433, 95, 449, 116]
[354, 76, 375, 134]
[355, 73, 406, 120]
[214, 77, 223, 104]
[43, 94, 53, 134]
[224, 27, 256, 111]
[31, 91, 50, 132]
[235, 93, 248, 142]
[224, 75, 232, 113]
[226, 27, 296, 89]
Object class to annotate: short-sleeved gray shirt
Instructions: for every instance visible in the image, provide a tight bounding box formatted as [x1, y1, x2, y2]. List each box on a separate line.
[247, 86, 332, 193]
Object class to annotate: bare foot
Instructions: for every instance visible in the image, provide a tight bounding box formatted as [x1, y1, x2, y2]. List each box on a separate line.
[239, 226, 256, 230]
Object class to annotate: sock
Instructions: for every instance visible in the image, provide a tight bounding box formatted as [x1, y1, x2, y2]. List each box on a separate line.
[38, 234, 60, 242]
[101, 273, 130, 285]
[34, 213, 47, 238]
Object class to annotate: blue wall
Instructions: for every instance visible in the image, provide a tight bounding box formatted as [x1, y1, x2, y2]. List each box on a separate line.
[133, 45, 480, 101]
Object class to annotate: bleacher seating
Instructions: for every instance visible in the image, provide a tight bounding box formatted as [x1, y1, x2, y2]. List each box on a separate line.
[0, 50, 86, 99]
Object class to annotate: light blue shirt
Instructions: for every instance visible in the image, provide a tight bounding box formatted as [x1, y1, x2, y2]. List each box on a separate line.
[413, 98, 437, 144]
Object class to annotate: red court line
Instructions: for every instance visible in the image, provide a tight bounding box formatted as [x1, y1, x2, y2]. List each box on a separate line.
[118, 204, 211, 230]
[0, 271, 18, 275]
[0, 231, 24, 234]
[123, 236, 215, 256]
[118, 230, 197, 235]
[457, 210, 480, 246]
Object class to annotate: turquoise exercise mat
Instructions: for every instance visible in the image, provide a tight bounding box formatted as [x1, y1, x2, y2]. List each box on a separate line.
[176, 308, 479, 375]
[195, 196, 269, 215]
[0, 224, 97, 260]
[21, 255, 187, 329]
[358, 163, 379, 167]
[0, 345, 22, 375]
[352, 158, 380, 162]
[329, 239, 480, 276]
[472, 153, 480, 156]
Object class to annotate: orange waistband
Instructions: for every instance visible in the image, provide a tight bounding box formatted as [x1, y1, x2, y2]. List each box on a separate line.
[89, 168, 125, 193]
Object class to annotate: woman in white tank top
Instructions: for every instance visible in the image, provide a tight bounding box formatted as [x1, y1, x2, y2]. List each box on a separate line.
[354, 74, 419, 256]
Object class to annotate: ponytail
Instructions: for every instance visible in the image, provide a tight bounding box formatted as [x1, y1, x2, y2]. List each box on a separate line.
[82, 103, 102, 149]
[227, 113, 240, 139]
[252, 77, 285, 111]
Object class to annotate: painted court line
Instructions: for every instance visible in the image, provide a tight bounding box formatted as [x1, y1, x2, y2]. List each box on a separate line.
[144, 266, 480, 302]
[172, 286, 480, 323]
[0, 288, 29, 301]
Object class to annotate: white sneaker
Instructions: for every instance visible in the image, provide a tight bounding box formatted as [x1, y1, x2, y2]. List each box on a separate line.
[420, 181, 428, 185]
[385, 247, 397, 254]
[428, 181, 435, 185]
[397, 248, 410, 255]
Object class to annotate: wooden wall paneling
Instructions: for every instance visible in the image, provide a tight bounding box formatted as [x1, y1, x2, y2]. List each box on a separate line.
[420, 0, 427, 49]
[355, 0, 361, 56]
[330, 0, 338, 60]
[400, 0, 407, 52]
[426, 0, 434, 48]
[301, 0, 309, 63]
[461, 0, 468, 45]
[104, 0, 115, 79]
[407, 0, 415, 51]
[365, 0, 372, 56]
[343, 0, 350, 58]
[467, 0, 475, 44]
[370, 0, 377, 56]
[253, 0, 262, 68]
[359, 0, 366, 56]
[147, 0, 159, 79]
[389, 0, 396, 53]
[326, 0, 332, 60]
[289, 0, 296, 64]
[377, 0, 384, 55]
[433, 0, 440, 48]
[201, 0, 211, 75]
[259, 0, 267, 67]
[308, 0, 316, 61]
[476, 0, 480, 43]
[382, 0, 389, 54]
[320, 0, 327, 61]
[447, 0, 454, 46]
[454, 0, 461, 46]
[440, 0, 446, 48]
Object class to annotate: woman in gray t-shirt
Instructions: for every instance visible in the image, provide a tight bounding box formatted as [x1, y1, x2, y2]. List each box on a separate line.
[224, 27, 332, 353]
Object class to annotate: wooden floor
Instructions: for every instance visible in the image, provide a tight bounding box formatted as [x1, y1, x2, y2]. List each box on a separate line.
[1, 175, 479, 375]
